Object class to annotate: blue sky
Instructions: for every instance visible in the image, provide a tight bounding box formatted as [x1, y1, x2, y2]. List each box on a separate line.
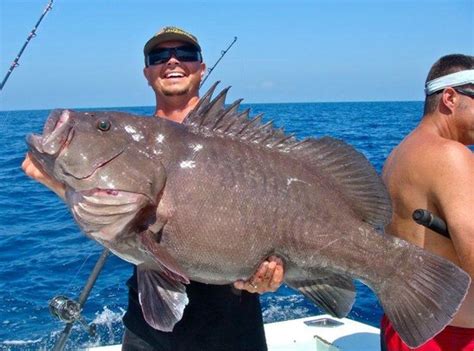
[1, 0, 473, 111]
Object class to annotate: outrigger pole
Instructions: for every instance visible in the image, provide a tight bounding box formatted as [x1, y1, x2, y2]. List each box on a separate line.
[0, 0, 54, 91]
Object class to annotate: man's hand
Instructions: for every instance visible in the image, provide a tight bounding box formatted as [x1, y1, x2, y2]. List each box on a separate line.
[22, 153, 66, 199]
[234, 256, 284, 294]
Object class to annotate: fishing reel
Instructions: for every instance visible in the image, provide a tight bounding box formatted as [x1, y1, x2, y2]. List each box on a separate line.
[49, 295, 96, 336]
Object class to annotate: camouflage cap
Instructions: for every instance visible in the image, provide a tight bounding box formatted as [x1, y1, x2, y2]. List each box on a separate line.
[144, 26, 201, 56]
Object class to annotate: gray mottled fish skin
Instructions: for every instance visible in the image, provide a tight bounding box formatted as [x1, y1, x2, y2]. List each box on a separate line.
[27, 84, 470, 348]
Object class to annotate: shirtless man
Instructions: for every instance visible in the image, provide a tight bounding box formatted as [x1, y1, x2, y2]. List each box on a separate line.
[381, 54, 474, 350]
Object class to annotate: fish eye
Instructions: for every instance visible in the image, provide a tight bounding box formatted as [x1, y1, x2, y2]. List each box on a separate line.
[97, 120, 111, 131]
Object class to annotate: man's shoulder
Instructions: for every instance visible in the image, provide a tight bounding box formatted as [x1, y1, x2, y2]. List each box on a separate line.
[398, 129, 470, 166]
[386, 130, 440, 170]
[432, 142, 474, 185]
[436, 140, 473, 163]
[402, 137, 474, 201]
[384, 131, 472, 190]
[417, 139, 473, 181]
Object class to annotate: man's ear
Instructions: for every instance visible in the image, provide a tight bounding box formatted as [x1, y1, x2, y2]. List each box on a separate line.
[200, 62, 207, 79]
[143, 67, 151, 86]
[441, 87, 457, 113]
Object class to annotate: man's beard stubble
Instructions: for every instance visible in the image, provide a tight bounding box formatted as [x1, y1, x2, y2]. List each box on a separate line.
[162, 86, 190, 97]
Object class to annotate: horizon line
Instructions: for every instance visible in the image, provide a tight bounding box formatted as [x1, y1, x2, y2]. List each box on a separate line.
[0, 99, 423, 113]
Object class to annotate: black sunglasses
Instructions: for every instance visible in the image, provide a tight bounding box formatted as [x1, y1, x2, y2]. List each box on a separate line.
[146, 46, 202, 66]
[454, 87, 474, 98]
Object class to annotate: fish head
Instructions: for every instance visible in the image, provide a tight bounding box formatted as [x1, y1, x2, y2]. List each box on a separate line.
[26, 109, 166, 204]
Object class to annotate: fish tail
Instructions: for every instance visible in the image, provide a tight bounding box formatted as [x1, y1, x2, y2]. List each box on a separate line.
[377, 244, 470, 348]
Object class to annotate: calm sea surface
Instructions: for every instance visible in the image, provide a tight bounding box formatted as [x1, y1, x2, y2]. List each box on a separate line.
[0, 101, 423, 350]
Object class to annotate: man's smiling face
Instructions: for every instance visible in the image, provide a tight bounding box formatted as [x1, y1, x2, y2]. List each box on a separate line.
[144, 40, 205, 98]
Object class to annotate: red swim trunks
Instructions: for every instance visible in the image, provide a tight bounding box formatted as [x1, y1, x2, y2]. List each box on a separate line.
[381, 314, 474, 351]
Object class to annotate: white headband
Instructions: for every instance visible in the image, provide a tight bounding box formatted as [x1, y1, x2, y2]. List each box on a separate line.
[425, 69, 474, 95]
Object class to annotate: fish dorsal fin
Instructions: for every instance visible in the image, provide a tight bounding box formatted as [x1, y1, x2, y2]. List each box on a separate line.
[184, 83, 297, 150]
[290, 137, 392, 227]
[185, 81, 222, 127]
[185, 84, 391, 227]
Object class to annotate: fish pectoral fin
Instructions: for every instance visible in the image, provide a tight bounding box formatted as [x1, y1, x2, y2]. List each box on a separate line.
[139, 231, 190, 284]
[137, 264, 189, 332]
[286, 272, 356, 318]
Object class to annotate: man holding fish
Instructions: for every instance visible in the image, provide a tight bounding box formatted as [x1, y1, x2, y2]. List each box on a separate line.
[22, 26, 284, 351]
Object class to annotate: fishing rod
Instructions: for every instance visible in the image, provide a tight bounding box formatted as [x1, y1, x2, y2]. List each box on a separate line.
[412, 209, 450, 239]
[200, 36, 238, 87]
[50, 249, 110, 351]
[0, 0, 54, 91]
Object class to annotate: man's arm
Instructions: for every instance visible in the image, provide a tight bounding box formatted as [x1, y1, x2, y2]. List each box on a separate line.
[22, 153, 66, 199]
[433, 145, 474, 277]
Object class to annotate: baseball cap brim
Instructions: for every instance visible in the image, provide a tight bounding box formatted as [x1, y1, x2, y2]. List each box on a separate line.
[144, 28, 201, 56]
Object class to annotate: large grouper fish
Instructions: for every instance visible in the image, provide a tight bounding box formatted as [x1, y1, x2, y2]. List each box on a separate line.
[27, 83, 470, 348]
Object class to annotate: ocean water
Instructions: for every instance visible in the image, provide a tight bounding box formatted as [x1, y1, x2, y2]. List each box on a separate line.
[0, 101, 423, 350]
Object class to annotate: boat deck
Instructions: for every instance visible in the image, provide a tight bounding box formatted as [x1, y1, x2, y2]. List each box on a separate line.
[88, 314, 380, 351]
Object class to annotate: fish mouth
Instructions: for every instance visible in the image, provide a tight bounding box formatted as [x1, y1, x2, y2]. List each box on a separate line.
[26, 133, 45, 153]
[26, 110, 74, 177]
[27, 109, 73, 156]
